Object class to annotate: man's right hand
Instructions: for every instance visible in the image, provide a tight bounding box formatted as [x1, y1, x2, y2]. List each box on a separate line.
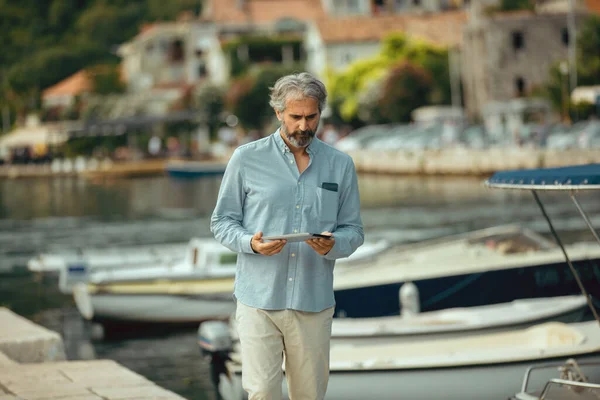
[250, 231, 286, 256]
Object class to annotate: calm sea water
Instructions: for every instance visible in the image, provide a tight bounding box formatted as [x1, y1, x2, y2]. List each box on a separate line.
[1, 173, 599, 399]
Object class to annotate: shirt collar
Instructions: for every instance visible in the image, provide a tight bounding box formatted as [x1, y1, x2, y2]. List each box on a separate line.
[273, 129, 320, 155]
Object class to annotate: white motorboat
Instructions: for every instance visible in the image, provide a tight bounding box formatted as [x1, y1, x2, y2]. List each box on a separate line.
[27, 242, 188, 275]
[215, 321, 600, 400]
[329, 295, 588, 346]
[224, 295, 588, 347]
[485, 163, 600, 399]
[71, 238, 389, 325]
[72, 238, 238, 324]
[59, 238, 228, 294]
[331, 224, 600, 318]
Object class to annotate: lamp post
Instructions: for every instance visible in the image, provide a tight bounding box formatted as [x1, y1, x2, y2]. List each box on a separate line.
[567, 0, 577, 92]
[560, 61, 570, 123]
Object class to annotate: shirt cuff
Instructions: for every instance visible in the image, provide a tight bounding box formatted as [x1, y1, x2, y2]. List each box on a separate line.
[241, 234, 255, 254]
[324, 238, 343, 260]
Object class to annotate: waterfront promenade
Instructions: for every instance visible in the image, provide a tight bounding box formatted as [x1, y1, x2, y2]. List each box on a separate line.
[1, 148, 599, 180]
[0, 307, 187, 400]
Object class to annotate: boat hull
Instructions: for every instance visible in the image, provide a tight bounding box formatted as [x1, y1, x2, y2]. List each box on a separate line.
[74, 290, 235, 324]
[165, 161, 227, 178]
[218, 353, 600, 400]
[334, 258, 600, 318]
[331, 305, 587, 347]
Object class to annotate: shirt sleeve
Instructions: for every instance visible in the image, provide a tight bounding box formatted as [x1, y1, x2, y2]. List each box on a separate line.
[325, 158, 364, 260]
[210, 148, 255, 254]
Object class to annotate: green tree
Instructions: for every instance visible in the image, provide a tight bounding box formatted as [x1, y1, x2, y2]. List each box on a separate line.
[227, 65, 300, 131]
[194, 83, 226, 141]
[577, 15, 600, 86]
[372, 61, 433, 123]
[499, 0, 533, 11]
[0, 0, 203, 121]
[543, 16, 600, 119]
[89, 64, 125, 94]
[146, 0, 202, 20]
[328, 33, 451, 125]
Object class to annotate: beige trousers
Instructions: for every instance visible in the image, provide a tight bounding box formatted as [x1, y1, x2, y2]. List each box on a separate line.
[235, 301, 335, 400]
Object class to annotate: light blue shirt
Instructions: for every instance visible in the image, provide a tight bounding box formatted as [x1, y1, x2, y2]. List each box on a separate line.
[210, 130, 364, 312]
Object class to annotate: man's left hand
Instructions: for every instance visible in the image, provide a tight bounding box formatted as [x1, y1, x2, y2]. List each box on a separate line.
[306, 231, 334, 256]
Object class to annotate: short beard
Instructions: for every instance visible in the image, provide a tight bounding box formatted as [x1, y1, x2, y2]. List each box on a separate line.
[281, 122, 315, 148]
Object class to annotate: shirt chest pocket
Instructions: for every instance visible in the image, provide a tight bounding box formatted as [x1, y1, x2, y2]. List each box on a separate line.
[315, 186, 339, 224]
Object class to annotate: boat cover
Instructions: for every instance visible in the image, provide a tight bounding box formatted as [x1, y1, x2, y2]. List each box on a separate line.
[485, 164, 600, 190]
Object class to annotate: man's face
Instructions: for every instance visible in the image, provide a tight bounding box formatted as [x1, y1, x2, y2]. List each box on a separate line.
[276, 97, 320, 149]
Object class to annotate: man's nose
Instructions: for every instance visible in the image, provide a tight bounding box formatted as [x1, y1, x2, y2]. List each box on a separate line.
[298, 119, 307, 131]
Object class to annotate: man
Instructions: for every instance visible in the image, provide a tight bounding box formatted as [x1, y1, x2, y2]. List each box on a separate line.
[210, 72, 364, 400]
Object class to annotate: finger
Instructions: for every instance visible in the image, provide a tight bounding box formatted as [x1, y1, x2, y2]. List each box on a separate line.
[269, 242, 286, 253]
[264, 240, 285, 250]
[305, 241, 320, 252]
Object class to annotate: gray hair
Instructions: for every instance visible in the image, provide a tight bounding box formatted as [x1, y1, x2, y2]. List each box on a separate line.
[269, 72, 327, 113]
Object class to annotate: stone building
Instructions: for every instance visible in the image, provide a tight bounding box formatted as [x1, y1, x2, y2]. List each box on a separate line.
[462, 3, 587, 119]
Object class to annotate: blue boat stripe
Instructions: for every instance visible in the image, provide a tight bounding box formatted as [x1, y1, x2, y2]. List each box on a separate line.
[421, 273, 484, 308]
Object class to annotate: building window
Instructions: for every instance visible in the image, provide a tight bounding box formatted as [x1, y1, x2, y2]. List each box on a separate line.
[515, 76, 526, 96]
[394, 0, 409, 9]
[333, 0, 362, 14]
[169, 39, 185, 62]
[348, 0, 360, 10]
[372, 0, 386, 14]
[198, 63, 207, 78]
[561, 27, 569, 46]
[512, 31, 524, 50]
[413, 0, 421, 6]
[341, 51, 354, 65]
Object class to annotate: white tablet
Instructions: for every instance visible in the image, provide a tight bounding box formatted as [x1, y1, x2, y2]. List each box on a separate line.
[262, 233, 332, 242]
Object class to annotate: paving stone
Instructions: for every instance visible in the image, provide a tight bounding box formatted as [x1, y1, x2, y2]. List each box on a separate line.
[9, 384, 93, 400]
[0, 353, 15, 366]
[0, 309, 66, 363]
[91, 385, 187, 399]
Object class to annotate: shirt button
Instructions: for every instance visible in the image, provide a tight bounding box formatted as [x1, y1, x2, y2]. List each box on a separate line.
[293, 229, 298, 233]
[290, 160, 294, 164]
[289, 278, 293, 281]
[296, 205, 300, 209]
[291, 253, 296, 257]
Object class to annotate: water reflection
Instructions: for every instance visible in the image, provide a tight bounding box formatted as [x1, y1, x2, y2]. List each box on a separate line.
[0, 176, 223, 220]
[358, 173, 530, 208]
[2, 173, 600, 400]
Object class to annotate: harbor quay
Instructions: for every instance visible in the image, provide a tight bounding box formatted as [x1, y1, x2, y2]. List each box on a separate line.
[348, 148, 600, 175]
[0, 307, 187, 400]
[1, 148, 599, 180]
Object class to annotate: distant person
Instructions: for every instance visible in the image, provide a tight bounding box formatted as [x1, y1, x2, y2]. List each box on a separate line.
[210, 72, 364, 400]
[321, 123, 340, 145]
[148, 135, 162, 157]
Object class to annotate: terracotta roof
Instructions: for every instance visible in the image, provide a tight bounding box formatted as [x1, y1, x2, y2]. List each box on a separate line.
[314, 11, 467, 47]
[585, 0, 600, 14]
[208, 0, 325, 24]
[42, 70, 93, 98]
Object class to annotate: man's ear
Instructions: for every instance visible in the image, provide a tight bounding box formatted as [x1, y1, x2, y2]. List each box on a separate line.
[275, 110, 282, 121]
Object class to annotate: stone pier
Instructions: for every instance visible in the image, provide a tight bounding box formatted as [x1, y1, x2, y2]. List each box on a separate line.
[0, 308, 188, 400]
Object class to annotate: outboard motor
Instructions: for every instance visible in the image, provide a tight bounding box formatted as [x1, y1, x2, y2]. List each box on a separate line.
[198, 321, 233, 400]
[399, 281, 420, 318]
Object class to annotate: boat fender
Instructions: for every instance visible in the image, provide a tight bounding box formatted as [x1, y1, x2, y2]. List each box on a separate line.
[400, 281, 420, 318]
